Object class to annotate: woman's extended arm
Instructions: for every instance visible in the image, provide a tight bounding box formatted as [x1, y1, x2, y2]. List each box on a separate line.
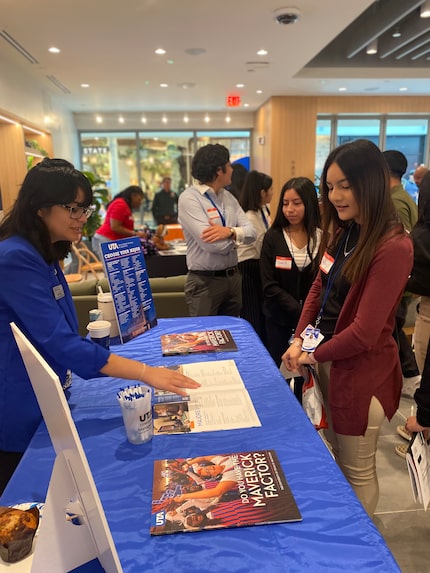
[100, 354, 200, 395]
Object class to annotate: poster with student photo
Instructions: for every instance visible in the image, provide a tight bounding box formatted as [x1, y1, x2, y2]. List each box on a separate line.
[101, 237, 157, 343]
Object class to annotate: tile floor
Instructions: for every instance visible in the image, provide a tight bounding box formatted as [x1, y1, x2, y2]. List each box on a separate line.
[373, 395, 429, 573]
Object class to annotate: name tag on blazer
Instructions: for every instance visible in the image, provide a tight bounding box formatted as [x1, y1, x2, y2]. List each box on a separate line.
[275, 256, 292, 270]
[320, 252, 334, 274]
[52, 284, 65, 300]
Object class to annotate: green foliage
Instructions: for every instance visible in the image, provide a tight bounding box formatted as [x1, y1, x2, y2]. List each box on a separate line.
[25, 139, 49, 171]
[82, 170, 110, 239]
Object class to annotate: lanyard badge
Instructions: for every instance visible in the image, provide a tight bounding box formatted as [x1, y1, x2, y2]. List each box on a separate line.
[300, 324, 324, 351]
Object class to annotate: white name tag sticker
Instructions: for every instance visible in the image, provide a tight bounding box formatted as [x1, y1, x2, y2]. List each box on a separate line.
[207, 208, 219, 221]
[275, 256, 292, 270]
[52, 284, 65, 300]
[320, 252, 334, 274]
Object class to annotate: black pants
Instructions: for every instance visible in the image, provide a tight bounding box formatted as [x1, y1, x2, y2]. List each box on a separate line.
[0, 450, 23, 495]
[395, 296, 419, 378]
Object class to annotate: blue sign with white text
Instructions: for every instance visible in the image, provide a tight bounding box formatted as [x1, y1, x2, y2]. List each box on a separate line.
[101, 237, 157, 343]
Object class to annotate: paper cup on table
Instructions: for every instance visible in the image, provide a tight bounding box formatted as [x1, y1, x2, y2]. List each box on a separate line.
[87, 320, 111, 349]
[117, 385, 153, 445]
[97, 292, 119, 337]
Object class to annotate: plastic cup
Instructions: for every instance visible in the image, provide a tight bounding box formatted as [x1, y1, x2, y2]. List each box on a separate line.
[87, 320, 111, 349]
[117, 386, 153, 445]
[89, 308, 103, 322]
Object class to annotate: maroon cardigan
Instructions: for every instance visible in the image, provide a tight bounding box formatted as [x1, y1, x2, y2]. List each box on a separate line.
[295, 232, 413, 435]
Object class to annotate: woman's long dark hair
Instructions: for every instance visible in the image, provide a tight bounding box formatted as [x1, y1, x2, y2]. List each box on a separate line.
[108, 185, 144, 209]
[239, 170, 272, 212]
[417, 171, 430, 225]
[319, 139, 401, 283]
[0, 158, 93, 262]
[272, 176, 321, 265]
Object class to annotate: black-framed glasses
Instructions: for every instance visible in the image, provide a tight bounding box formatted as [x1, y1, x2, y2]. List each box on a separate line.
[61, 204, 96, 219]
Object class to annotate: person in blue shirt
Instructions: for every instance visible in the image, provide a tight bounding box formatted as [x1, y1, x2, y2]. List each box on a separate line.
[0, 158, 199, 493]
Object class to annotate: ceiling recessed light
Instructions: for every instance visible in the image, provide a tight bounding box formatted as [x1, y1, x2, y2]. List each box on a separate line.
[155, 48, 166, 55]
[236, 83, 245, 88]
[257, 49, 268, 56]
[256, 89, 263, 94]
[225, 116, 231, 123]
[421, 1, 430, 17]
[338, 87, 347, 91]
[162, 116, 168, 123]
[48, 46, 60, 54]
[160, 83, 168, 88]
[392, 27, 401, 38]
[243, 103, 249, 108]
[185, 47, 206, 56]
[183, 116, 189, 123]
[366, 39, 378, 55]
[204, 115, 210, 123]
[95, 115, 103, 124]
[118, 116, 125, 124]
[141, 117, 147, 124]
[80, 83, 90, 88]
[178, 82, 196, 89]
[399, 86, 408, 91]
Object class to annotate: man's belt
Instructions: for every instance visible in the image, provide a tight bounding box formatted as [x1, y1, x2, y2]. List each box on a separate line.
[190, 266, 239, 277]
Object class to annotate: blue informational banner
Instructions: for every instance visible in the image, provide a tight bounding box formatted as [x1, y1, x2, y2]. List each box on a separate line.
[101, 237, 157, 343]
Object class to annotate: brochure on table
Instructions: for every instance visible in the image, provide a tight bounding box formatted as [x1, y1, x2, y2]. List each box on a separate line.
[150, 449, 302, 535]
[406, 431, 430, 510]
[152, 360, 261, 434]
[101, 237, 157, 343]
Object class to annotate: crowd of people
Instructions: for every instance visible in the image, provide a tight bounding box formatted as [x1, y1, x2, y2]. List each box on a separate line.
[1, 141, 429, 521]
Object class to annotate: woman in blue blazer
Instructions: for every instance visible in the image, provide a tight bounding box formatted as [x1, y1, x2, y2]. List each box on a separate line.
[0, 158, 199, 493]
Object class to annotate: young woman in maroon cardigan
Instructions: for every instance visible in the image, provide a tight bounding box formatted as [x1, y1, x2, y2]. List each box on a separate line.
[283, 139, 413, 516]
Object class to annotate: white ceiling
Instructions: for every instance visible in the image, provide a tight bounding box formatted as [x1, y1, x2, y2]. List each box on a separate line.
[1, 0, 430, 115]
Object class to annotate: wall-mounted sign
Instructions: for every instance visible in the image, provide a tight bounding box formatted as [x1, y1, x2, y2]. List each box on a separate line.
[83, 146, 109, 155]
[226, 95, 241, 107]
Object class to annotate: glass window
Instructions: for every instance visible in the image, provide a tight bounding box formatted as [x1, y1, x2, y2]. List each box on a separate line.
[80, 129, 252, 226]
[385, 118, 428, 202]
[315, 118, 331, 188]
[336, 118, 381, 146]
[80, 132, 138, 196]
[196, 131, 251, 169]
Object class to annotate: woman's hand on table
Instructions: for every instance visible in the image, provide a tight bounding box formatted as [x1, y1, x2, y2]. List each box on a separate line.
[144, 365, 200, 396]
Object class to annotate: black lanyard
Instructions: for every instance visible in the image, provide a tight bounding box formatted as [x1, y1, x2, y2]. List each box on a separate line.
[315, 230, 353, 328]
[205, 192, 226, 226]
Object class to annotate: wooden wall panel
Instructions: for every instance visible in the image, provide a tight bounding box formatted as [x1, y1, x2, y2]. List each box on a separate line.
[0, 124, 26, 213]
[316, 96, 430, 114]
[268, 97, 318, 211]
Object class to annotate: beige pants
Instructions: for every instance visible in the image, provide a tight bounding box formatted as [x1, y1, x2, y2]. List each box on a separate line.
[318, 362, 385, 516]
[414, 296, 430, 374]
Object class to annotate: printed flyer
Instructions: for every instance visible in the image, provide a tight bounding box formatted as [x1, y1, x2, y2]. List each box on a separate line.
[101, 237, 157, 343]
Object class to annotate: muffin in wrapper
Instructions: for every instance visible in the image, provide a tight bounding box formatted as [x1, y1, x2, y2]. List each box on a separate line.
[0, 506, 40, 563]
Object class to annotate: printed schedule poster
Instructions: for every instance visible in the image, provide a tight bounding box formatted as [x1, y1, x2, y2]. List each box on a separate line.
[101, 237, 157, 343]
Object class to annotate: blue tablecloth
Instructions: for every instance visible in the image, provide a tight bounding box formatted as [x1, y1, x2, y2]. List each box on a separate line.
[1, 317, 400, 573]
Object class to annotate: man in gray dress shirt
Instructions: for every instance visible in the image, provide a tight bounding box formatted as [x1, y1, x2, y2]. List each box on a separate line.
[178, 144, 256, 316]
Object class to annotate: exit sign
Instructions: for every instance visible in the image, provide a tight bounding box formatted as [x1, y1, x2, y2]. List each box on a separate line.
[227, 95, 241, 107]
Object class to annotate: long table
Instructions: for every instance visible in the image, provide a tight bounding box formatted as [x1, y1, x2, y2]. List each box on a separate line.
[0, 316, 400, 573]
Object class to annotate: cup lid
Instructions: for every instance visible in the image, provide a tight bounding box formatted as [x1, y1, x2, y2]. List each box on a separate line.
[97, 293, 112, 302]
[87, 320, 111, 330]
